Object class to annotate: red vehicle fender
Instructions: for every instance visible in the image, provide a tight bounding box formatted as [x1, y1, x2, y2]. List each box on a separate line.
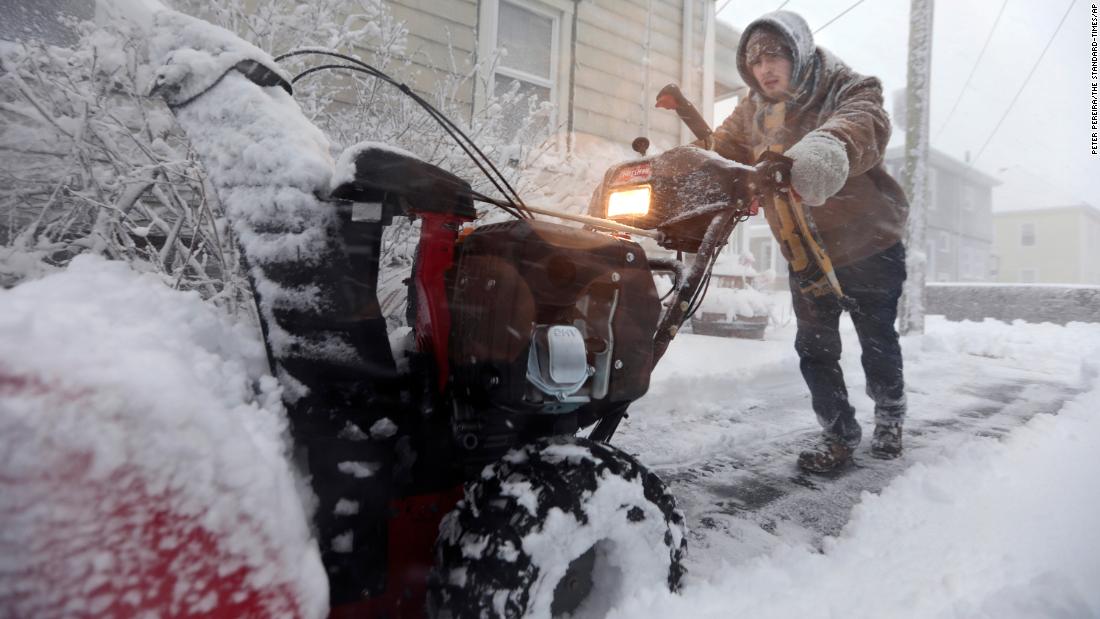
[0, 371, 326, 618]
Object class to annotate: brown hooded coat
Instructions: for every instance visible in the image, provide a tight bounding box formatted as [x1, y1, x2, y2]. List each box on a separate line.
[714, 11, 909, 267]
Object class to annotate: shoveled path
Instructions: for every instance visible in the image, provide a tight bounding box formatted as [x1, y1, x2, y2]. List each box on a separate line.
[611, 329, 1083, 576]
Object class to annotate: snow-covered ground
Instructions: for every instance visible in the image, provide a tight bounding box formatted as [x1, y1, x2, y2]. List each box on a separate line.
[2, 257, 1098, 617]
[612, 302, 1100, 618]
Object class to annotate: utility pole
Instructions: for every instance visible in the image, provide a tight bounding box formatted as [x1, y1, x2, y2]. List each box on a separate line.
[899, 0, 933, 335]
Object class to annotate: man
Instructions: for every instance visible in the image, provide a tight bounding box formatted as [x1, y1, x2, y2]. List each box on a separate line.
[710, 11, 910, 473]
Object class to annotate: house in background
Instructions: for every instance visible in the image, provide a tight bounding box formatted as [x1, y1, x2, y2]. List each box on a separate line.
[992, 204, 1100, 285]
[883, 147, 1000, 282]
[880, 88, 1001, 283]
[384, 0, 743, 152]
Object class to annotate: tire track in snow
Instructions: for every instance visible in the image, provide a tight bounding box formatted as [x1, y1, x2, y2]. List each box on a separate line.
[615, 360, 1081, 576]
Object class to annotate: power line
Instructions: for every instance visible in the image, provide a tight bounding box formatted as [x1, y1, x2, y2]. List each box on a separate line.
[813, 0, 867, 35]
[973, 0, 1076, 164]
[716, 0, 789, 18]
[935, 0, 1009, 140]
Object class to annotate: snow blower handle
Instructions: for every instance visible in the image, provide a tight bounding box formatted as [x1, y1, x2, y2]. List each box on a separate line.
[655, 83, 714, 150]
[753, 150, 796, 198]
[753, 151, 857, 310]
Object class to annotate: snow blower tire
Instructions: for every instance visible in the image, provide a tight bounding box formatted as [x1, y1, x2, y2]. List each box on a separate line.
[428, 436, 686, 618]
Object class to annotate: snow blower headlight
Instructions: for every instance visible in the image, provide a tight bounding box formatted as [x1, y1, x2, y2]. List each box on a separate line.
[606, 185, 652, 219]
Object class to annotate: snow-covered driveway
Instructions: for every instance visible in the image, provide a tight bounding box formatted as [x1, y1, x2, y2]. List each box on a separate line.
[610, 313, 1100, 617]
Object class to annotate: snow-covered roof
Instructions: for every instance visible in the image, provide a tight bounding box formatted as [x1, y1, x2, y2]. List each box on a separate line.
[990, 170, 1097, 213]
[884, 145, 1002, 187]
[990, 202, 1100, 217]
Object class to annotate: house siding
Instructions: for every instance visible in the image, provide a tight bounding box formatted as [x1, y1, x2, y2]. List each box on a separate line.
[883, 149, 998, 283]
[382, 0, 480, 109]
[382, 0, 731, 149]
[573, 0, 709, 151]
[992, 208, 1099, 284]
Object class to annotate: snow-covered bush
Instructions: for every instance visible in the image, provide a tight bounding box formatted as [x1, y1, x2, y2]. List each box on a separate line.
[1, 0, 591, 328]
[0, 9, 250, 311]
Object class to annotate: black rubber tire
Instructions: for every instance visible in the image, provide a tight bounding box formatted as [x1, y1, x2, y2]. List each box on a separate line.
[428, 436, 687, 618]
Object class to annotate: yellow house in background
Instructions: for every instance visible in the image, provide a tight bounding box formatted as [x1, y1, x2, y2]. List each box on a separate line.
[992, 204, 1100, 285]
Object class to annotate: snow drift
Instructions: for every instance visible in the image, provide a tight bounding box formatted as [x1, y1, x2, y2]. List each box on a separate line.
[608, 322, 1100, 618]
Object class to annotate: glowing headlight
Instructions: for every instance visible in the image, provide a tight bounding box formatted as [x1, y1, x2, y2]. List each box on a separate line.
[606, 185, 652, 218]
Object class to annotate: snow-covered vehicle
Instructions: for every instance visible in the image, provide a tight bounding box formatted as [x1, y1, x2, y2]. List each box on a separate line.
[690, 255, 773, 340]
[9, 8, 789, 617]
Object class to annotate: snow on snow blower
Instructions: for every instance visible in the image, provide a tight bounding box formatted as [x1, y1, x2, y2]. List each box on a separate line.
[7, 9, 803, 619]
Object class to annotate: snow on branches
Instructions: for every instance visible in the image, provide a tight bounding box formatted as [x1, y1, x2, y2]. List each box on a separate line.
[0, 8, 248, 309]
[1, 0, 573, 330]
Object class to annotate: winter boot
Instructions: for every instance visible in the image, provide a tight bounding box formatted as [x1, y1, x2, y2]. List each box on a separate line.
[870, 424, 903, 459]
[797, 436, 853, 474]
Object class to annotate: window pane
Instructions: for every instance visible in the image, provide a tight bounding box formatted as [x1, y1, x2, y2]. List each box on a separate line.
[498, 1, 553, 79]
[749, 236, 772, 270]
[1021, 223, 1035, 246]
[493, 75, 550, 140]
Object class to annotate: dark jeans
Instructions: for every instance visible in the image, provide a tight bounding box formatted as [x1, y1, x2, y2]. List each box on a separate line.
[789, 242, 907, 447]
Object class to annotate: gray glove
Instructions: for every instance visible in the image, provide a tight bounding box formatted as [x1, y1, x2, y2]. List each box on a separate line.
[785, 132, 849, 207]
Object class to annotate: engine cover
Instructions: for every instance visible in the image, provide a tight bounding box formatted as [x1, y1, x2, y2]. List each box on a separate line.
[448, 220, 659, 422]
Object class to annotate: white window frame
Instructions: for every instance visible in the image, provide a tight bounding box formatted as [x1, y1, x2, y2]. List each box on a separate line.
[926, 166, 937, 211]
[748, 233, 775, 273]
[960, 246, 986, 281]
[1020, 222, 1036, 247]
[961, 184, 976, 212]
[475, 0, 574, 139]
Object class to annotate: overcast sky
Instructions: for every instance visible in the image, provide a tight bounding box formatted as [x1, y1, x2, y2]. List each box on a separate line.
[716, 0, 1099, 211]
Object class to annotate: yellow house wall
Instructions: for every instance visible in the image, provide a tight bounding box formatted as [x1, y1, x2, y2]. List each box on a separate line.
[993, 209, 1083, 283]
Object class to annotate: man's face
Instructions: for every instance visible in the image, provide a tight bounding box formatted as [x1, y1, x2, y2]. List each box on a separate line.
[750, 53, 793, 100]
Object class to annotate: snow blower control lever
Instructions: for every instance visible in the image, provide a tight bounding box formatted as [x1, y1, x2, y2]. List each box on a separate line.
[655, 83, 714, 150]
